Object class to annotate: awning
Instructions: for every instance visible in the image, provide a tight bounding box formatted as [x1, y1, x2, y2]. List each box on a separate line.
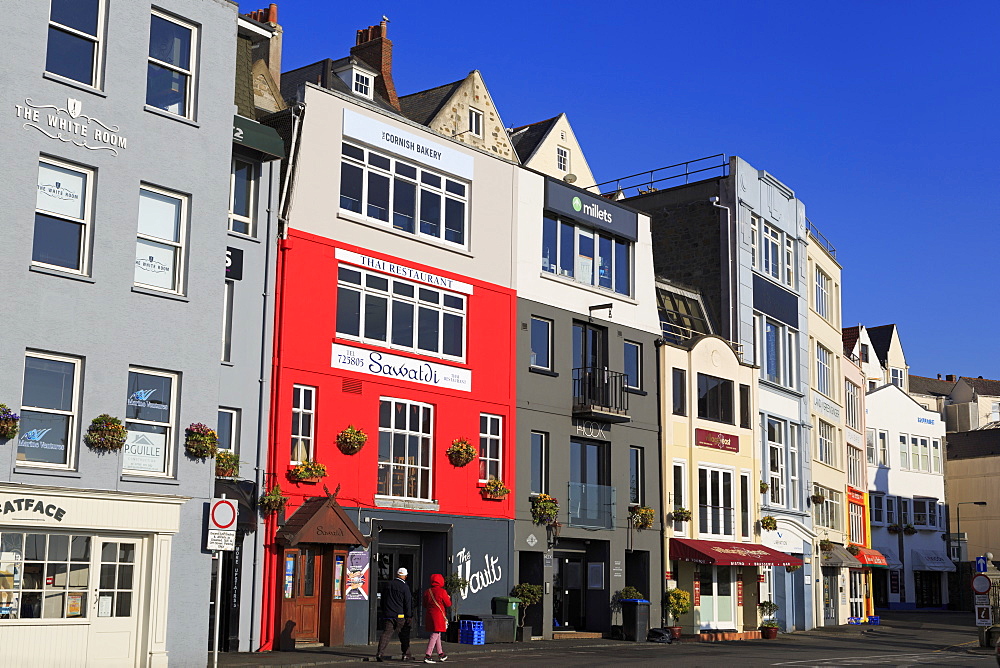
[820, 545, 862, 568]
[910, 548, 956, 572]
[233, 115, 285, 158]
[276, 496, 370, 547]
[670, 538, 802, 566]
[880, 547, 903, 568]
[853, 547, 889, 567]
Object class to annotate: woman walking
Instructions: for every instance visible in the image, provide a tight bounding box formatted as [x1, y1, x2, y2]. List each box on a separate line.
[422, 573, 452, 663]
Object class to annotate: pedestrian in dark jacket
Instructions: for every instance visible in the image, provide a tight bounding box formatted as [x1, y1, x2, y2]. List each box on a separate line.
[422, 574, 452, 663]
[376, 567, 413, 661]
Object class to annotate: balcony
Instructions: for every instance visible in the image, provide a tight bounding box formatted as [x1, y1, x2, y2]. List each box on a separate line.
[572, 367, 630, 423]
[567, 482, 616, 530]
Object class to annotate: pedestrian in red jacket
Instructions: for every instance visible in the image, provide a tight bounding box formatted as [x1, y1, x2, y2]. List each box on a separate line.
[422, 573, 452, 663]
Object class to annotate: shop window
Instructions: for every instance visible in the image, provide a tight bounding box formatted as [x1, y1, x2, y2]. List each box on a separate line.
[629, 446, 643, 506]
[530, 317, 552, 370]
[46, 0, 103, 87]
[229, 158, 256, 236]
[623, 341, 641, 390]
[135, 185, 187, 294]
[479, 414, 502, 482]
[336, 264, 466, 362]
[34, 157, 94, 275]
[339, 141, 468, 246]
[0, 533, 92, 619]
[217, 408, 239, 453]
[18, 353, 80, 468]
[290, 385, 316, 464]
[697, 373, 733, 424]
[123, 368, 176, 476]
[672, 369, 687, 416]
[146, 10, 197, 118]
[541, 215, 632, 296]
[378, 398, 433, 500]
[530, 431, 548, 495]
[698, 466, 734, 538]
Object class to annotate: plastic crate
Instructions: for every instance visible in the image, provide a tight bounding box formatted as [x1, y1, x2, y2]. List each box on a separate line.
[847, 617, 862, 625]
[460, 620, 484, 631]
[866, 616, 880, 625]
[459, 633, 485, 645]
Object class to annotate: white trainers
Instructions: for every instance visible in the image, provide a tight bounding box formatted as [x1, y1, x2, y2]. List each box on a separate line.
[424, 657, 436, 664]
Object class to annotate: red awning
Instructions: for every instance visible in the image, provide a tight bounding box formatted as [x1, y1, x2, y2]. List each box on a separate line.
[670, 538, 803, 567]
[853, 547, 889, 567]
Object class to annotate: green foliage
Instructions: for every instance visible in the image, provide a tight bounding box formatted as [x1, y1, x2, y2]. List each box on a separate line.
[259, 485, 287, 514]
[447, 438, 477, 466]
[215, 450, 240, 477]
[184, 422, 219, 459]
[289, 460, 328, 481]
[336, 425, 367, 454]
[664, 588, 691, 623]
[83, 414, 127, 451]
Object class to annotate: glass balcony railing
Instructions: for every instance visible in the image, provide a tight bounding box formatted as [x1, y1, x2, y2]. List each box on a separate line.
[567, 482, 616, 530]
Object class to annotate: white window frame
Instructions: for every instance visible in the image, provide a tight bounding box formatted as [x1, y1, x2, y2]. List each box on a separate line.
[556, 146, 569, 172]
[18, 352, 81, 470]
[885, 496, 896, 525]
[290, 385, 316, 465]
[217, 407, 239, 454]
[146, 9, 197, 119]
[847, 444, 864, 489]
[899, 433, 909, 469]
[750, 214, 759, 270]
[788, 425, 800, 510]
[870, 493, 884, 525]
[468, 107, 483, 137]
[817, 419, 837, 467]
[222, 280, 234, 363]
[740, 469, 752, 540]
[878, 430, 889, 466]
[849, 502, 865, 544]
[816, 343, 833, 397]
[767, 417, 785, 508]
[890, 367, 906, 390]
[866, 428, 876, 465]
[228, 157, 256, 236]
[135, 184, 187, 295]
[353, 71, 372, 98]
[46, 0, 105, 88]
[698, 465, 736, 539]
[756, 314, 797, 389]
[784, 236, 795, 288]
[845, 381, 860, 430]
[34, 156, 94, 276]
[672, 459, 688, 536]
[377, 397, 434, 501]
[624, 341, 642, 390]
[931, 438, 941, 474]
[629, 446, 644, 506]
[762, 223, 781, 280]
[913, 498, 938, 528]
[478, 414, 502, 483]
[541, 216, 633, 296]
[813, 484, 842, 531]
[530, 316, 553, 370]
[123, 366, 178, 477]
[815, 267, 831, 320]
[530, 431, 549, 495]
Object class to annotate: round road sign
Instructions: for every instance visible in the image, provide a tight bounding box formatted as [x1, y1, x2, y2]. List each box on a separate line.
[972, 573, 992, 594]
[210, 498, 237, 530]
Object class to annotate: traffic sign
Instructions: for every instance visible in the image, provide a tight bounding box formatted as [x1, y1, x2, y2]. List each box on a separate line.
[972, 573, 992, 594]
[976, 605, 993, 627]
[977, 556, 989, 573]
[206, 498, 237, 552]
[976, 594, 990, 605]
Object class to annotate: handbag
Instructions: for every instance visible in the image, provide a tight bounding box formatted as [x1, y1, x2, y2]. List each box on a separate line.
[430, 589, 449, 630]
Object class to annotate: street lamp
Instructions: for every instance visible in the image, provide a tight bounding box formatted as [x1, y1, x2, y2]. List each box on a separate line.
[956, 501, 988, 561]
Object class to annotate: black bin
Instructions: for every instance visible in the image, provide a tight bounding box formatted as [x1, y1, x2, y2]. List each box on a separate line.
[621, 599, 650, 642]
[458, 613, 516, 643]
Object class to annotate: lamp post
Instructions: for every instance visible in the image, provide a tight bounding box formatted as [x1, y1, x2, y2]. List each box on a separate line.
[956, 501, 987, 562]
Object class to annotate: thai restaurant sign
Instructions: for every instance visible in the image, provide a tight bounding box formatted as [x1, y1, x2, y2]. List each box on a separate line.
[695, 428, 739, 453]
[332, 343, 471, 392]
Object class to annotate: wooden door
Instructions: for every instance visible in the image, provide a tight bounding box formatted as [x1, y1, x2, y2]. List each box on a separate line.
[88, 536, 143, 667]
[327, 551, 347, 645]
[280, 547, 322, 647]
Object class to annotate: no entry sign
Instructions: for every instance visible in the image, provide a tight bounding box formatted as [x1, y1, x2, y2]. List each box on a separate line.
[206, 498, 237, 551]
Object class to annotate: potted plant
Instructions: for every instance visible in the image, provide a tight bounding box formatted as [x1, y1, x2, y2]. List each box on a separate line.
[0, 404, 20, 441]
[759, 480, 770, 494]
[903, 524, 917, 535]
[336, 424, 367, 455]
[758, 600, 780, 639]
[215, 450, 240, 478]
[887, 523, 902, 534]
[785, 564, 801, 573]
[289, 460, 328, 483]
[83, 414, 127, 451]
[258, 485, 287, 515]
[847, 544, 861, 556]
[184, 422, 219, 459]
[663, 588, 691, 639]
[810, 493, 826, 505]
[819, 539, 835, 552]
[447, 437, 477, 467]
[760, 515, 778, 531]
[630, 506, 655, 530]
[510, 582, 543, 641]
[530, 493, 560, 525]
[481, 478, 510, 500]
[671, 507, 693, 522]
[443, 573, 470, 641]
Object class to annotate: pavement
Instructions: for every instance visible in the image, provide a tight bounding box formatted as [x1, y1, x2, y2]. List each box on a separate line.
[212, 611, 997, 667]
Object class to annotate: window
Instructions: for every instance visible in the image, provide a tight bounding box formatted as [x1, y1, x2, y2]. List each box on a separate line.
[699, 467, 734, 538]
[96, 540, 137, 618]
[914, 498, 938, 528]
[146, 10, 196, 117]
[353, 71, 372, 98]
[845, 381, 861, 430]
[629, 447, 643, 506]
[740, 472, 751, 539]
[336, 264, 466, 361]
[135, 186, 186, 294]
[378, 398, 433, 500]
[229, 158, 256, 236]
[813, 485, 842, 531]
[656, 289, 711, 341]
[992, 402, 1000, 422]
[878, 430, 889, 466]
[672, 369, 687, 416]
[866, 428, 876, 465]
[788, 427, 801, 510]
[530, 317, 552, 369]
[815, 267, 832, 320]
[623, 341, 641, 390]
[868, 380, 876, 391]
[468, 108, 483, 137]
[740, 384, 751, 429]
[34, 157, 93, 274]
[697, 373, 734, 424]
[556, 146, 569, 172]
[290, 385, 316, 464]
[898, 433, 909, 469]
[817, 419, 837, 467]
[890, 367, 906, 389]
[750, 214, 759, 270]
[753, 219, 795, 288]
[910, 436, 921, 471]
[885, 496, 896, 525]
[816, 344, 833, 397]
[848, 445, 864, 488]
[479, 414, 502, 482]
[931, 439, 941, 473]
[530, 432, 548, 495]
[340, 142, 469, 246]
[767, 418, 785, 507]
[541, 216, 632, 296]
[870, 494, 884, 524]
[756, 315, 797, 388]
[18, 353, 80, 467]
[46, 0, 103, 87]
[917, 437, 930, 472]
[860, 344, 869, 363]
[899, 498, 910, 526]
[850, 503, 866, 545]
[785, 237, 795, 287]
[0, 532, 93, 619]
[217, 408, 239, 453]
[672, 461, 688, 533]
[222, 280, 234, 363]
[762, 224, 781, 280]
[123, 368, 176, 475]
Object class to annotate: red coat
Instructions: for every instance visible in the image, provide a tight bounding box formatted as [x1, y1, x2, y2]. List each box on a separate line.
[423, 574, 452, 632]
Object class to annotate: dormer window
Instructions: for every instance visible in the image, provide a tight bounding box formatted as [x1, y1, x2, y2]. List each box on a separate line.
[335, 61, 378, 100]
[353, 71, 372, 98]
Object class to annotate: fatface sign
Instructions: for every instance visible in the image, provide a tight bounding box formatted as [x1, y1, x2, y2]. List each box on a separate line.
[1, 497, 67, 522]
[332, 343, 471, 392]
[342, 109, 473, 179]
[15, 97, 129, 156]
[695, 428, 739, 453]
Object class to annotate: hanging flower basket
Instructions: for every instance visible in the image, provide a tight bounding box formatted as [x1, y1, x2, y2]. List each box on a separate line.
[671, 507, 693, 522]
[215, 450, 240, 478]
[887, 524, 902, 534]
[447, 437, 477, 467]
[759, 481, 769, 494]
[289, 460, 328, 483]
[903, 524, 917, 535]
[847, 544, 861, 556]
[760, 515, 778, 531]
[83, 414, 127, 452]
[481, 478, 510, 500]
[810, 494, 826, 505]
[785, 564, 802, 573]
[184, 423, 219, 459]
[530, 494, 560, 525]
[0, 404, 20, 441]
[336, 425, 367, 455]
[259, 485, 288, 514]
[819, 539, 835, 552]
[630, 506, 655, 530]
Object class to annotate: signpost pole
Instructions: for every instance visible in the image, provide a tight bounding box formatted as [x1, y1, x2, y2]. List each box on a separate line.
[212, 493, 226, 668]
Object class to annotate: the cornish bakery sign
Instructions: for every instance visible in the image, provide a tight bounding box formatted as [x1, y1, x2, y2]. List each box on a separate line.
[332, 343, 471, 392]
[15, 97, 129, 156]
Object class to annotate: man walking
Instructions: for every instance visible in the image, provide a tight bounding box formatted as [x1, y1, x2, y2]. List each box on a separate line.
[376, 567, 413, 661]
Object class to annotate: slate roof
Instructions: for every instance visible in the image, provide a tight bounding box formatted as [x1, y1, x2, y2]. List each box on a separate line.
[865, 324, 896, 366]
[962, 376, 1000, 397]
[843, 325, 860, 356]
[509, 115, 559, 163]
[397, 78, 465, 126]
[908, 374, 957, 398]
[946, 429, 1000, 460]
[280, 58, 399, 115]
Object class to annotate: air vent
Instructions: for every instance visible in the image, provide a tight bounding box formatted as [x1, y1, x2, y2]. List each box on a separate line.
[342, 378, 363, 394]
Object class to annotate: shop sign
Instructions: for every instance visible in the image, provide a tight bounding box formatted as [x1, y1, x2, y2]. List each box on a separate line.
[695, 428, 738, 453]
[889, 570, 900, 594]
[346, 549, 370, 600]
[332, 343, 471, 392]
[573, 419, 608, 439]
[812, 392, 841, 421]
[283, 554, 295, 599]
[692, 579, 701, 605]
[16, 97, 129, 156]
[123, 430, 166, 472]
[845, 429, 863, 448]
[0, 497, 67, 522]
[917, 416, 935, 425]
[737, 579, 744, 605]
[343, 109, 473, 179]
[335, 248, 474, 294]
[17, 428, 67, 462]
[545, 179, 639, 242]
[226, 247, 244, 281]
[847, 488, 866, 505]
[455, 547, 503, 600]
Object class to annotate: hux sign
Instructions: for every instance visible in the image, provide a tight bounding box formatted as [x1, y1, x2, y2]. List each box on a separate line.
[15, 97, 129, 156]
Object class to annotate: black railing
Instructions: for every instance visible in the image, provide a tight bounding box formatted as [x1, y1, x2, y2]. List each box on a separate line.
[572, 367, 629, 421]
[590, 154, 729, 198]
[806, 218, 837, 258]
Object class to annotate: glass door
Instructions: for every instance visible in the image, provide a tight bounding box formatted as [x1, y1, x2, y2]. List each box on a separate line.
[89, 537, 143, 667]
[849, 571, 865, 618]
[698, 566, 736, 629]
[822, 569, 838, 624]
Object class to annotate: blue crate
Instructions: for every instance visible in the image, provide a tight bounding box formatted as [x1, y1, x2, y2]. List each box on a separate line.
[867, 616, 880, 625]
[460, 620, 484, 631]
[459, 634, 485, 645]
[847, 617, 862, 625]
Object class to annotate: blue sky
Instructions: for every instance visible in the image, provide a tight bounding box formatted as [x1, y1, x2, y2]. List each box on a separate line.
[245, 1, 1000, 379]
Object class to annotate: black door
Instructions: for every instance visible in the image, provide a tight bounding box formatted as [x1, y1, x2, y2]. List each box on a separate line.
[376, 546, 422, 634]
[553, 555, 585, 631]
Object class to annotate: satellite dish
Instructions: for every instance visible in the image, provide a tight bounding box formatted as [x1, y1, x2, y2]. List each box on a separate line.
[563, 173, 577, 184]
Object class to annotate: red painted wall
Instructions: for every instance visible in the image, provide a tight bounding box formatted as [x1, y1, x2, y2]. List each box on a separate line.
[259, 229, 516, 649]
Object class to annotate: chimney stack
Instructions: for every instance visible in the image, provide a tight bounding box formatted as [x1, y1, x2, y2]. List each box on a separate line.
[946, 374, 957, 382]
[351, 19, 399, 110]
[937, 374, 942, 380]
[246, 4, 282, 88]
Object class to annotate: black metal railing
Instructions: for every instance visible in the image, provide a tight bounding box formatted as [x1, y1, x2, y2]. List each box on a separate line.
[806, 218, 837, 258]
[572, 367, 629, 420]
[590, 154, 729, 198]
